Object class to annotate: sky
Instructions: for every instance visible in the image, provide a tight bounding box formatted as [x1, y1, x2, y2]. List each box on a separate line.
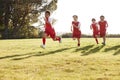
[51, 0, 120, 34]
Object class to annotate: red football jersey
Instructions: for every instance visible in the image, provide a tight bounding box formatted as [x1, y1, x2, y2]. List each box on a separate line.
[72, 21, 80, 32]
[98, 21, 107, 30]
[91, 23, 99, 33]
[45, 17, 52, 30]
[44, 17, 55, 39]
[72, 21, 81, 38]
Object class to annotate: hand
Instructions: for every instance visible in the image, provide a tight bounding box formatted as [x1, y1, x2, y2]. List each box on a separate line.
[72, 24, 75, 27]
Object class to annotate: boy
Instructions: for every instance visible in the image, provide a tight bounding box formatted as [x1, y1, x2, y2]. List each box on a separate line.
[41, 11, 61, 49]
[71, 15, 81, 47]
[90, 18, 99, 44]
[98, 15, 108, 45]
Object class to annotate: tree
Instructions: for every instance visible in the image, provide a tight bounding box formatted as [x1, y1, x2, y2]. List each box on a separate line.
[0, 0, 57, 39]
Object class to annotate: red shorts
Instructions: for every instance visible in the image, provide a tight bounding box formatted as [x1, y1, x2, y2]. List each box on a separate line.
[93, 31, 99, 38]
[45, 28, 56, 39]
[100, 30, 106, 37]
[73, 30, 81, 38]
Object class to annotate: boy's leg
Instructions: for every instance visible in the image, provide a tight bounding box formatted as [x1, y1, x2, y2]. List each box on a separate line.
[55, 36, 61, 43]
[102, 36, 106, 45]
[94, 35, 99, 44]
[77, 38, 80, 46]
[50, 29, 61, 43]
[42, 33, 47, 45]
[95, 38, 99, 44]
[42, 37, 46, 45]
[102, 31, 106, 45]
[51, 36, 61, 43]
[77, 31, 81, 46]
[41, 33, 47, 48]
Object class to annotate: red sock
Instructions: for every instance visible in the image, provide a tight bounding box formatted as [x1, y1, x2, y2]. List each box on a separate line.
[42, 38, 46, 45]
[95, 38, 99, 44]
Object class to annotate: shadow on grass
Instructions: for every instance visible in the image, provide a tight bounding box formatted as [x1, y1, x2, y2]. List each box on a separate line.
[1, 44, 120, 60]
[0, 52, 37, 60]
[0, 47, 75, 60]
[34, 47, 74, 56]
[73, 44, 105, 56]
[113, 49, 120, 55]
[12, 47, 75, 60]
[81, 45, 105, 56]
[73, 45, 94, 52]
[12, 55, 32, 60]
[104, 45, 120, 55]
[104, 45, 120, 52]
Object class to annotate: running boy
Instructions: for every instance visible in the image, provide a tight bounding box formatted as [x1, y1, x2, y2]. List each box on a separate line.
[41, 11, 61, 48]
[98, 15, 108, 45]
[90, 18, 99, 44]
[71, 15, 81, 47]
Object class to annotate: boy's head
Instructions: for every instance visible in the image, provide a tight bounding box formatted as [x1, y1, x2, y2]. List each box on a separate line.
[45, 11, 50, 18]
[73, 15, 78, 21]
[92, 18, 96, 23]
[100, 15, 105, 21]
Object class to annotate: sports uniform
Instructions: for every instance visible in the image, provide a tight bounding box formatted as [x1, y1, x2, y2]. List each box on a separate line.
[91, 23, 99, 38]
[41, 15, 61, 49]
[72, 21, 81, 38]
[98, 21, 107, 37]
[91, 23, 99, 44]
[44, 17, 56, 39]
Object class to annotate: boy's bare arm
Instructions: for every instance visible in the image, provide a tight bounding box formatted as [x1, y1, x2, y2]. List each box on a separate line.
[44, 17, 50, 23]
[78, 23, 81, 29]
[71, 26, 73, 32]
[106, 21, 108, 27]
[52, 19, 57, 25]
[90, 25, 92, 30]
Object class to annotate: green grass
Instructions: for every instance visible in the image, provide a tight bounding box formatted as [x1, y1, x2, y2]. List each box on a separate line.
[0, 38, 120, 80]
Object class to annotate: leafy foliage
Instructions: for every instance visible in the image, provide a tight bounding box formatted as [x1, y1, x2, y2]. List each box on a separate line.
[0, 0, 57, 39]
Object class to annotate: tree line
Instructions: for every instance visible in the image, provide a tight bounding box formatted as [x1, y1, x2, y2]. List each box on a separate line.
[62, 33, 120, 38]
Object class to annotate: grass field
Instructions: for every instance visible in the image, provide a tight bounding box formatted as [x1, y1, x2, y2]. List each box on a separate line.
[0, 38, 120, 80]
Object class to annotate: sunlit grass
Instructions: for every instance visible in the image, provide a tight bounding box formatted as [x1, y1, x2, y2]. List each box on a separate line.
[0, 38, 120, 80]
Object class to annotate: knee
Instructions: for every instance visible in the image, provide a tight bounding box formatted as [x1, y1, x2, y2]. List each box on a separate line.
[43, 33, 47, 37]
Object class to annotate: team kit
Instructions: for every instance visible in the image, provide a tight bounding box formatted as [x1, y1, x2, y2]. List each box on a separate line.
[41, 11, 108, 49]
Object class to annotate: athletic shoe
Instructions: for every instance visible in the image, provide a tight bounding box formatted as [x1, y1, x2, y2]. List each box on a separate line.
[40, 45, 45, 49]
[102, 42, 106, 45]
[78, 43, 80, 47]
[97, 42, 99, 44]
[59, 37, 62, 43]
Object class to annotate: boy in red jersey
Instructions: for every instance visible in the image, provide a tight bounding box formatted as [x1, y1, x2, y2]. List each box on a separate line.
[98, 15, 108, 45]
[41, 11, 61, 49]
[71, 15, 81, 47]
[90, 18, 99, 44]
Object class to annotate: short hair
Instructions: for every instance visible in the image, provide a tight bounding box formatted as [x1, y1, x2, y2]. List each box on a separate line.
[100, 15, 105, 18]
[73, 15, 78, 18]
[92, 18, 96, 21]
[45, 11, 50, 15]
